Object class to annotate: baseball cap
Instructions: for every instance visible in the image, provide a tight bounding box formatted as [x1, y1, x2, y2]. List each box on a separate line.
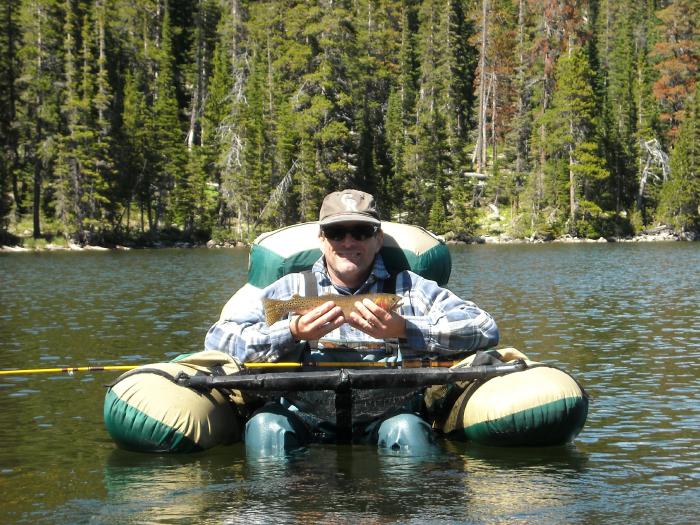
[318, 189, 381, 226]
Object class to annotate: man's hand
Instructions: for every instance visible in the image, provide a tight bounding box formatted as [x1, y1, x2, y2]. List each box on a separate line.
[348, 298, 406, 339]
[289, 301, 345, 341]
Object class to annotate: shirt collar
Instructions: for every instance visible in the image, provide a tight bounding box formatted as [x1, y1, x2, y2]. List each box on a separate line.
[312, 253, 390, 292]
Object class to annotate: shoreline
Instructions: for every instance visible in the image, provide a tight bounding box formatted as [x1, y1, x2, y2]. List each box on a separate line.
[2, 229, 696, 253]
[0, 240, 246, 253]
[446, 231, 697, 245]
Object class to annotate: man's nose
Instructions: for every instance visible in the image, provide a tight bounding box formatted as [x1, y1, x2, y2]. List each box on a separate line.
[339, 232, 357, 244]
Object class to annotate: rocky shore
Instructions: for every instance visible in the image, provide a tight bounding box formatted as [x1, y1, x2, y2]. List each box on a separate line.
[444, 225, 697, 245]
[0, 239, 246, 253]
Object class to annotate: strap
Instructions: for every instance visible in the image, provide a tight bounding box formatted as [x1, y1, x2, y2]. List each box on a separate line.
[301, 270, 318, 350]
[104, 366, 180, 388]
[105, 364, 230, 389]
[382, 273, 397, 294]
[302, 270, 317, 297]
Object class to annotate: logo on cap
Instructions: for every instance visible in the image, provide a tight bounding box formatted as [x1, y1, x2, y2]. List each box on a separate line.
[341, 193, 359, 212]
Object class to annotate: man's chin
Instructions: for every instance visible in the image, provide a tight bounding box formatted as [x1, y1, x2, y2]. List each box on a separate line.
[337, 262, 360, 274]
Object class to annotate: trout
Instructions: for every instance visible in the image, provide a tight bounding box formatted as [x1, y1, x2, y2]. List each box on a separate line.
[262, 293, 402, 326]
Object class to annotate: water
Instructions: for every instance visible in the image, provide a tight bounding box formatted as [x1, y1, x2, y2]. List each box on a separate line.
[1, 243, 699, 524]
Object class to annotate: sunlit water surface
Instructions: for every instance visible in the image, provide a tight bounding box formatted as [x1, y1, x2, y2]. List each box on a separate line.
[1, 243, 699, 524]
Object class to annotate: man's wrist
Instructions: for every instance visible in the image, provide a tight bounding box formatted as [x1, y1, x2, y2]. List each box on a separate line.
[290, 316, 301, 342]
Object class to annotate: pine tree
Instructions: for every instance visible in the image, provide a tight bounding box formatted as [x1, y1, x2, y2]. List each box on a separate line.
[596, 0, 639, 212]
[403, 0, 455, 228]
[383, 1, 419, 221]
[202, 37, 234, 229]
[53, 0, 84, 240]
[651, 0, 699, 141]
[240, 48, 273, 233]
[207, 0, 248, 237]
[121, 69, 151, 233]
[152, 5, 186, 231]
[15, 0, 63, 239]
[526, 0, 589, 232]
[542, 47, 609, 235]
[0, 0, 21, 233]
[53, 4, 112, 243]
[92, 0, 115, 228]
[657, 83, 700, 231]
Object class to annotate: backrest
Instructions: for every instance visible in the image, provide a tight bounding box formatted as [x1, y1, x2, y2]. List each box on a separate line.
[247, 221, 451, 287]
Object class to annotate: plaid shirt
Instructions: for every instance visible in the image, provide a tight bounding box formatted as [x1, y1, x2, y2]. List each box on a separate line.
[205, 254, 499, 363]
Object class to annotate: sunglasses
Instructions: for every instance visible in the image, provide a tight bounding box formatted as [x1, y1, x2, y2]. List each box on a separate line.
[322, 224, 379, 241]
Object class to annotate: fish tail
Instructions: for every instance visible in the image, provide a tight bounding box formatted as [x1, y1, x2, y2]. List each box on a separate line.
[262, 297, 288, 326]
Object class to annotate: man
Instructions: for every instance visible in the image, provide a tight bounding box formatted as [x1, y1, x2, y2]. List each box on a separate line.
[205, 189, 499, 455]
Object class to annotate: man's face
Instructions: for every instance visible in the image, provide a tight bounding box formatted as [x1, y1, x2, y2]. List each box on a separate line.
[319, 222, 383, 288]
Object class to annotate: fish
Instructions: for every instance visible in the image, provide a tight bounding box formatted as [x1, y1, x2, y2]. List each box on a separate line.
[262, 293, 402, 326]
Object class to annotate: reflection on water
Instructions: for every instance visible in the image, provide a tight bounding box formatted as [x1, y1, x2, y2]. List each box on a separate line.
[1, 244, 700, 524]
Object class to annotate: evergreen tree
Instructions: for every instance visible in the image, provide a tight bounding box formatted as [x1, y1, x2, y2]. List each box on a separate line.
[15, 0, 63, 238]
[657, 83, 700, 231]
[597, 0, 639, 212]
[202, 37, 234, 228]
[0, 0, 21, 233]
[53, 0, 84, 240]
[542, 47, 609, 235]
[210, 0, 248, 237]
[152, 5, 186, 231]
[54, 4, 112, 243]
[120, 69, 151, 233]
[240, 47, 274, 233]
[652, 0, 699, 140]
[404, 0, 454, 227]
[382, 1, 419, 220]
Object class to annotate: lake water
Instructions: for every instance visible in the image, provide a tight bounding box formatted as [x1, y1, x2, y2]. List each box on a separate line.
[1, 243, 699, 524]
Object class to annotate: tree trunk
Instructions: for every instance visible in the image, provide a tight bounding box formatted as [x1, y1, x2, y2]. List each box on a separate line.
[491, 72, 497, 171]
[5, 1, 20, 217]
[569, 122, 576, 225]
[32, 8, 44, 239]
[32, 156, 42, 239]
[474, 0, 489, 173]
[515, 0, 526, 176]
[186, 1, 204, 150]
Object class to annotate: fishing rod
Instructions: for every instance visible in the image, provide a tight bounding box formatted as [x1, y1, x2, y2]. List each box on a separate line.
[0, 358, 475, 376]
[0, 365, 138, 376]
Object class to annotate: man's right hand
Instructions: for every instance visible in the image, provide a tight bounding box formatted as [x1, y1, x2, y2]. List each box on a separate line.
[289, 301, 345, 341]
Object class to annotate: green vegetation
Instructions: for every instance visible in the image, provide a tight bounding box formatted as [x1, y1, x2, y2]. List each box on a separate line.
[0, 0, 698, 247]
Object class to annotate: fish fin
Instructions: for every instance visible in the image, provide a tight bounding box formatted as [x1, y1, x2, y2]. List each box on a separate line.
[262, 297, 287, 326]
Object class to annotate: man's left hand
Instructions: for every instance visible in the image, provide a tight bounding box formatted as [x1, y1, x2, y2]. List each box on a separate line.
[348, 298, 406, 339]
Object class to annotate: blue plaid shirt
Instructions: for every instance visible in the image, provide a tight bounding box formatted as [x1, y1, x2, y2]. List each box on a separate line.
[205, 254, 499, 363]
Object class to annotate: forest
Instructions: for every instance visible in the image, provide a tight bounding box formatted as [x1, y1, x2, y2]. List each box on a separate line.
[0, 0, 698, 247]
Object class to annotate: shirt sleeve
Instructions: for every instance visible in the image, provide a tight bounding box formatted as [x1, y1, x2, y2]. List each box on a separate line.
[204, 276, 304, 362]
[397, 271, 499, 355]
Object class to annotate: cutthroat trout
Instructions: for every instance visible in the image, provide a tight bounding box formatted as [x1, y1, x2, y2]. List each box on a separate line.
[262, 293, 402, 326]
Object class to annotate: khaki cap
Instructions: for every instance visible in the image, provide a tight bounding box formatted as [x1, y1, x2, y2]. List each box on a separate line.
[318, 189, 381, 226]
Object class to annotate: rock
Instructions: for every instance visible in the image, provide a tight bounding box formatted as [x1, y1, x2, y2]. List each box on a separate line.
[0, 245, 29, 253]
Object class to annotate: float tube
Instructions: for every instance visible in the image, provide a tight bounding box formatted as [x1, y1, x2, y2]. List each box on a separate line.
[103, 351, 244, 452]
[104, 221, 588, 452]
[427, 348, 588, 446]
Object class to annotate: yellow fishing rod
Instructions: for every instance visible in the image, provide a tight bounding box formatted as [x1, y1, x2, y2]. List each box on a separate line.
[0, 359, 464, 376]
[0, 365, 139, 376]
